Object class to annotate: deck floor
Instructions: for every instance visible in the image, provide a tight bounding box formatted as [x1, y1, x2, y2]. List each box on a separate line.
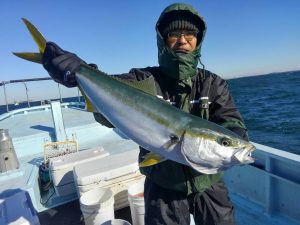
[3, 178, 296, 225]
[0, 107, 96, 138]
[37, 195, 290, 225]
[38, 200, 132, 225]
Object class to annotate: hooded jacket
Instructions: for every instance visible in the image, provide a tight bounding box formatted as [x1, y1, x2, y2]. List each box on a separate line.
[93, 3, 248, 195]
[156, 3, 205, 81]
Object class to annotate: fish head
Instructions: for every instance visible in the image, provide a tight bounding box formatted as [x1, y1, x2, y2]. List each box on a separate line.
[181, 128, 256, 174]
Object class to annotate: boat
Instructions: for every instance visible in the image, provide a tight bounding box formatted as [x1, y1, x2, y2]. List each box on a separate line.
[0, 78, 300, 225]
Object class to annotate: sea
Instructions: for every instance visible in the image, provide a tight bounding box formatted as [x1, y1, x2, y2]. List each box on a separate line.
[1, 71, 299, 155]
[228, 70, 300, 154]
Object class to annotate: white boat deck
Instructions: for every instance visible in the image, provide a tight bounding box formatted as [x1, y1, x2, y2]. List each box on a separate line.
[0, 103, 300, 225]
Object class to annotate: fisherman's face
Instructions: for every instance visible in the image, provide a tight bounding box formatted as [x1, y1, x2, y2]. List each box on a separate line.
[166, 30, 198, 53]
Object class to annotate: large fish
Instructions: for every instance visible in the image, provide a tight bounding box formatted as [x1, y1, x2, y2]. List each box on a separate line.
[13, 18, 255, 174]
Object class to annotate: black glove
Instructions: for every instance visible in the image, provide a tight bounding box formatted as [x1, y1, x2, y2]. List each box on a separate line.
[42, 42, 86, 87]
[88, 63, 98, 69]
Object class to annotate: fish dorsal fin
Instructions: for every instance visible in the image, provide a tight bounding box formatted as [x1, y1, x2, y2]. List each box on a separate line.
[114, 75, 157, 96]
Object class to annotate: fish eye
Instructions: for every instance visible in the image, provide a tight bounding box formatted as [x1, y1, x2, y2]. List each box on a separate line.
[219, 137, 232, 147]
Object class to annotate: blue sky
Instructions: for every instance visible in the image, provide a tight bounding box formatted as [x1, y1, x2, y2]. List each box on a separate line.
[0, 0, 300, 104]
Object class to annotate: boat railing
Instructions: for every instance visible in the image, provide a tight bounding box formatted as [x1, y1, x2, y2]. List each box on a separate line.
[224, 142, 300, 223]
[0, 77, 83, 113]
[0, 101, 85, 121]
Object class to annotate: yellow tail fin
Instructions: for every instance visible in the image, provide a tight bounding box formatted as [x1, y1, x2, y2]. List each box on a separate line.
[12, 18, 47, 64]
[13, 18, 97, 112]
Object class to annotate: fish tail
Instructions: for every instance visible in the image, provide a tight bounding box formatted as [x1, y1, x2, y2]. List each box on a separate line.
[12, 18, 47, 64]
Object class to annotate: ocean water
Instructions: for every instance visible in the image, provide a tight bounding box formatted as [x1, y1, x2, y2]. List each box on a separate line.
[1, 71, 299, 154]
[228, 70, 300, 154]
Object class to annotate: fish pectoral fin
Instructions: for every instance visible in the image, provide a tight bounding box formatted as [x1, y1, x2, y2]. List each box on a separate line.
[139, 152, 166, 167]
[13, 52, 42, 64]
[163, 134, 183, 151]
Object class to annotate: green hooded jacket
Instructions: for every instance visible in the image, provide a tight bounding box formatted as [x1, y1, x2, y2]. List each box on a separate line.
[137, 3, 224, 195]
[94, 3, 248, 195]
[156, 3, 206, 81]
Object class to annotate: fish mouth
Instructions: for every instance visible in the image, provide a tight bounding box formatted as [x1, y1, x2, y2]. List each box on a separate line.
[234, 145, 256, 164]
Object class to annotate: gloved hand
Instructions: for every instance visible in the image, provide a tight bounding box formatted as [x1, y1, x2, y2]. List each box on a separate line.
[42, 42, 86, 87]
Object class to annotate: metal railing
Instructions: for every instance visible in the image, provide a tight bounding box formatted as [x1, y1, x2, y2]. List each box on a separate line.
[0, 77, 82, 113]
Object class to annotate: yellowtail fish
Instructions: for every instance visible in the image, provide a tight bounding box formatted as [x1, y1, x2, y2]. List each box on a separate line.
[13, 18, 255, 174]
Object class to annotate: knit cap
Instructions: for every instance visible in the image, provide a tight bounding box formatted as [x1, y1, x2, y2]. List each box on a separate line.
[159, 11, 200, 38]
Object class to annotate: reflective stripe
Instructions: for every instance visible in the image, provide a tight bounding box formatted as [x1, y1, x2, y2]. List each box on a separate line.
[190, 100, 200, 104]
[156, 95, 176, 105]
[190, 100, 211, 104]
[190, 99, 211, 104]
[157, 95, 211, 106]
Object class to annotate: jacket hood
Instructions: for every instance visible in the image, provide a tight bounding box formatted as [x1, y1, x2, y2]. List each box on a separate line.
[156, 3, 207, 81]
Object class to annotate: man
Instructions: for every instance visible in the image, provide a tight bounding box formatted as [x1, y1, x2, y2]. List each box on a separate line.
[42, 3, 248, 225]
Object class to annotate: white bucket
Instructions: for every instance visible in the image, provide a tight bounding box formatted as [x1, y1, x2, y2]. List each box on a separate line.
[101, 219, 131, 225]
[80, 187, 115, 225]
[127, 179, 145, 225]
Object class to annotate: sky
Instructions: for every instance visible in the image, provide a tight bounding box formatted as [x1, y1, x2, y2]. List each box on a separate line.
[0, 0, 300, 104]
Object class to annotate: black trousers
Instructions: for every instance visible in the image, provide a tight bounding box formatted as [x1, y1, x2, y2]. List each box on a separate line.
[144, 178, 235, 225]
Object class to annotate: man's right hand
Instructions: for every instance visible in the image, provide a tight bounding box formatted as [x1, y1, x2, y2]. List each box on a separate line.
[42, 42, 86, 87]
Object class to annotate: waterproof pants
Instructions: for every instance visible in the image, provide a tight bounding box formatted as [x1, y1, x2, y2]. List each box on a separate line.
[144, 178, 235, 225]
